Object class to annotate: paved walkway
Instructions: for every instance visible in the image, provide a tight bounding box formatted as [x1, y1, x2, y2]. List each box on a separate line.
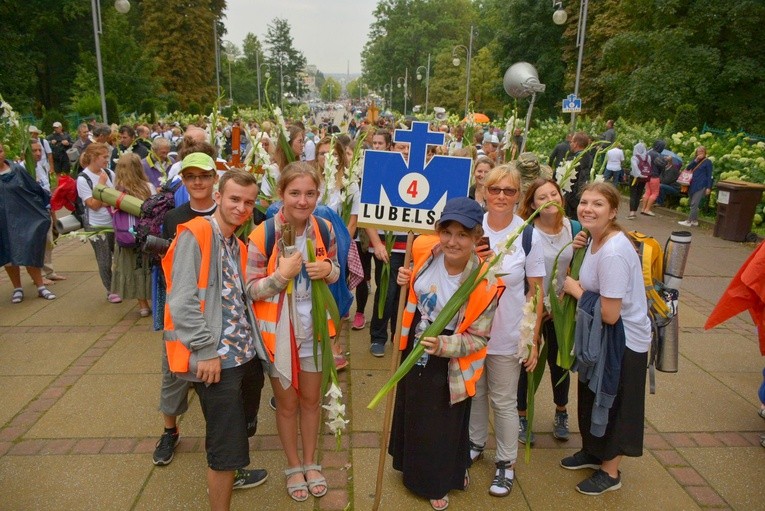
[1, 204, 763, 510]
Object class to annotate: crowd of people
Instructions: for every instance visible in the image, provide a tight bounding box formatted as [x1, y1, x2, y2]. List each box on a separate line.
[1, 112, 719, 511]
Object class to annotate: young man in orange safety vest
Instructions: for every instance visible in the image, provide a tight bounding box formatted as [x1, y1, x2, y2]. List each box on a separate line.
[163, 166, 269, 511]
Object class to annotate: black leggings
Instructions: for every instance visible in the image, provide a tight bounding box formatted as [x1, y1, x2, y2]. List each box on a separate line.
[517, 318, 570, 411]
[629, 179, 647, 212]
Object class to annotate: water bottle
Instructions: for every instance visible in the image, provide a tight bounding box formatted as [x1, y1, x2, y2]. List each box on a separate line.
[414, 318, 431, 367]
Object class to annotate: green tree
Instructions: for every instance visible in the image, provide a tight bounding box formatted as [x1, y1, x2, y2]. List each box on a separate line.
[71, 7, 160, 120]
[322, 78, 341, 102]
[264, 18, 307, 105]
[140, 0, 227, 106]
[346, 79, 369, 102]
[362, 0, 474, 113]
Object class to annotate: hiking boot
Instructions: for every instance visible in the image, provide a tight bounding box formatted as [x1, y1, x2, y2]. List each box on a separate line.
[352, 312, 366, 330]
[233, 468, 268, 490]
[518, 416, 535, 445]
[370, 343, 385, 357]
[152, 430, 180, 466]
[560, 450, 601, 470]
[553, 411, 569, 441]
[576, 469, 621, 495]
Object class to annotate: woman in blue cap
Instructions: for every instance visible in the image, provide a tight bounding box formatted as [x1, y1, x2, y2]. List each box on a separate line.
[390, 196, 504, 511]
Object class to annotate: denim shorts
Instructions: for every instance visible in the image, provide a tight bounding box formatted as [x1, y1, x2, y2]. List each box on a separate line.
[193, 358, 265, 471]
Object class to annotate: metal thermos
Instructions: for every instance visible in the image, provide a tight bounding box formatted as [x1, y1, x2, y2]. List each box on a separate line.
[657, 316, 680, 373]
[56, 215, 82, 234]
[657, 231, 692, 373]
[663, 231, 692, 290]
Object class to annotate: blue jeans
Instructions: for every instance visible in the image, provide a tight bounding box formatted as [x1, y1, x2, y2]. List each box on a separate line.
[657, 184, 680, 205]
[603, 169, 622, 187]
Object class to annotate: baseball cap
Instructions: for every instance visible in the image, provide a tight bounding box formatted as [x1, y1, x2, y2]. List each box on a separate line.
[52, 122, 62, 128]
[438, 197, 484, 230]
[28, 125, 40, 133]
[180, 152, 215, 173]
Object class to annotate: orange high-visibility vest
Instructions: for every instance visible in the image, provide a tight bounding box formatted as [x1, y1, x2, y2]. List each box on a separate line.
[248, 215, 336, 362]
[399, 234, 504, 398]
[161, 216, 247, 373]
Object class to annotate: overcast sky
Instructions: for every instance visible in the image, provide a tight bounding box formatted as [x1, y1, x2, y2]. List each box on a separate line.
[224, 0, 378, 75]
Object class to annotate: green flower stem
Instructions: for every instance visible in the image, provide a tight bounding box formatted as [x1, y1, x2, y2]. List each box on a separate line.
[367, 201, 560, 410]
[375, 231, 395, 319]
[306, 238, 341, 394]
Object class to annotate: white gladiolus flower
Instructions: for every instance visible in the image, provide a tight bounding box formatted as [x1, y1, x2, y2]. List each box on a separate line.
[325, 382, 343, 400]
[326, 415, 349, 433]
[517, 296, 538, 361]
[322, 401, 346, 418]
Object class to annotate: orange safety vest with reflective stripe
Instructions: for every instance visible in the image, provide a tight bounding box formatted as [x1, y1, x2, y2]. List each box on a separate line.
[248, 215, 336, 362]
[399, 234, 503, 398]
[161, 216, 247, 373]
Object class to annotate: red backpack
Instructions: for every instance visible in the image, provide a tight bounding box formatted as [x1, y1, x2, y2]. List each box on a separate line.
[636, 154, 652, 179]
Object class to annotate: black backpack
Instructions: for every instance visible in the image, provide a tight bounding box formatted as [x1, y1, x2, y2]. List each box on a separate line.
[75, 169, 114, 229]
[134, 178, 184, 257]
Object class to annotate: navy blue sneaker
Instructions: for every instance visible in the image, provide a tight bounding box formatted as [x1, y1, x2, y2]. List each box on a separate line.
[370, 343, 385, 357]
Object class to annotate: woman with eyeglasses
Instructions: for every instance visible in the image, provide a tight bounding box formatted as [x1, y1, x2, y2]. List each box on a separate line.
[246, 162, 340, 503]
[468, 165, 545, 498]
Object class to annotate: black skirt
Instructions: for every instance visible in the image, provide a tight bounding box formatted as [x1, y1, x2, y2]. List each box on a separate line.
[388, 322, 469, 500]
[578, 347, 648, 460]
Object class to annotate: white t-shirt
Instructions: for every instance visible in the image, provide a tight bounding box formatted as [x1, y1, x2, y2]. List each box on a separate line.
[534, 218, 575, 296]
[35, 159, 51, 193]
[292, 232, 320, 359]
[484, 214, 546, 355]
[413, 253, 461, 331]
[76, 168, 114, 227]
[606, 147, 625, 171]
[578, 231, 651, 352]
[304, 139, 316, 162]
[325, 182, 360, 217]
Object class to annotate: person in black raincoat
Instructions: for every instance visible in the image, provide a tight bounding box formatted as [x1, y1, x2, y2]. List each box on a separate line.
[0, 142, 56, 303]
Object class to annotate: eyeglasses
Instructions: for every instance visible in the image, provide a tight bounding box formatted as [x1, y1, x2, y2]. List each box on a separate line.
[487, 186, 518, 197]
[182, 173, 215, 182]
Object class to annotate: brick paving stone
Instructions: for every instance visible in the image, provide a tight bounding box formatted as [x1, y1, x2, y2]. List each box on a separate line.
[111, 325, 132, 333]
[652, 449, 688, 467]
[39, 387, 66, 400]
[532, 434, 558, 449]
[175, 437, 200, 453]
[8, 439, 47, 456]
[93, 339, 117, 348]
[0, 427, 26, 442]
[27, 398, 58, 413]
[684, 486, 728, 507]
[72, 438, 107, 454]
[0, 441, 12, 456]
[318, 489, 349, 511]
[739, 431, 765, 447]
[53, 375, 79, 387]
[665, 433, 697, 448]
[689, 432, 724, 447]
[320, 449, 350, 468]
[101, 438, 137, 454]
[257, 434, 283, 451]
[9, 410, 42, 428]
[73, 356, 101, 367]
[713, 432, 750, 447]
[323, 468, 349, 487]
[644, 433, 672, 449]
[321, 433, 349, 450]
[351, 432, 380, 448]
[84, 347, 108, 358]
[40, 439, 77, 455]
[134, 438, 157, 454]
[668, 467, 707, 486]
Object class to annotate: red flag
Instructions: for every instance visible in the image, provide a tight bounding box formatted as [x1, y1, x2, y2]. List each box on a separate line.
[705, 241, 765, 354]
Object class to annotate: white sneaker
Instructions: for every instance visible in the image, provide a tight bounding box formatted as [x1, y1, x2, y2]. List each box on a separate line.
[677, 220, 693, 227]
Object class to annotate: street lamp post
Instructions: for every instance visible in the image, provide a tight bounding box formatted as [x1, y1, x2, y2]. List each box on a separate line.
[396, 68, 409, 116]
[256, 51, 262, 110]
[552, 0, 587, 130]
[415, 53, 431, 116]
[91, 0, 131, 123]
[452, 25, 474, 119]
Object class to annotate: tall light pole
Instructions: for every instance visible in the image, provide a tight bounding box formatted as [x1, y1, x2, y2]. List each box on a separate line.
[572, 0, 589, 130]
[397, 68, 409, 116]
[213, 20, 221, 99]
[416, 53, 431, 116]
[91, 0, 131, 123]
[452, 25, 474, 119]
[256, 51, 262, 110]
